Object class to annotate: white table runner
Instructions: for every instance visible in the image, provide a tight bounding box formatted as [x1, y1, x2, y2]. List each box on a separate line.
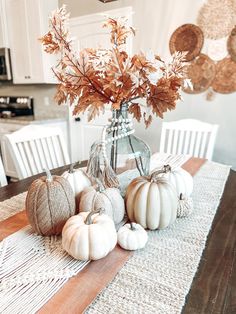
[0, 158, 231, 314]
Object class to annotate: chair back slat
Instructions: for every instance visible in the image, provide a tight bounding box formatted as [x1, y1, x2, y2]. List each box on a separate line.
[172, 130, 179, 155]
[189, 131, 196, 156]
[199, 132, 208, 158]
[29, 140, 42, 173]
[160, 119, 219, 160]
[177, 130, 185, 154]
[4, 125, 70, 179]
[166, 129, 173, 154]
[194, 132, 202, 157]
[183, 130, 190, 155]
[16, 142, 31, 178]
[34, 138, 47, 171]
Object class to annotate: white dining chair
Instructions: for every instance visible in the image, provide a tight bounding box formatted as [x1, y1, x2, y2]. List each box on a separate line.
[0, 154, 7, 187]
[3, 125, 70, 179]
[159, 119, 219, 160]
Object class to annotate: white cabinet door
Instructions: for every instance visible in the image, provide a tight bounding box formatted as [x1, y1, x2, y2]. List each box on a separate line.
[6, 0, 31, 83]
[6, 0, 57, 84]
[0, 0, 8, 47]
[68, 7, 132, 162]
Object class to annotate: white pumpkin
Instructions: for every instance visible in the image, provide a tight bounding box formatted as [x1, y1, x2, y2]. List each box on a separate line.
[164, 165, 193, 197]
[118, 222, 148, 251]
[62, 209, 117, 261]
[177, 193, 194, 218]
[79, 186, 125, 225]
[125, 169, 178, 230]
[62, 165, 91, 200]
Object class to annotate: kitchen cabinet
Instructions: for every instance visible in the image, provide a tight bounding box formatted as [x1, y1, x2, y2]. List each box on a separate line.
[5, 0, 58, 84]
[0, 0, 8, 47]
[0, 119, 68, 179]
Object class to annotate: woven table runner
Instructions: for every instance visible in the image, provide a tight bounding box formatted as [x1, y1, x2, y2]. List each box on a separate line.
[86, 161, 230, 314]
[0, 160, 230, 313]
[0, 192, 26, 222]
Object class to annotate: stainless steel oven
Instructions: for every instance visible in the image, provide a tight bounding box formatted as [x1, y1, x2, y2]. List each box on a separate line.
[0, 48, 12, 80]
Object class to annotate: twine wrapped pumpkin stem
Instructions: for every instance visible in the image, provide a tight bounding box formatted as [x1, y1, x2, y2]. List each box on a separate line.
[44, 168, 53, 182]
[85, 208, 104, 225]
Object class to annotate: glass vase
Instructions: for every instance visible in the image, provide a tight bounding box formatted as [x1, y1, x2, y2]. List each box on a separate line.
[101, 103, 151, 176]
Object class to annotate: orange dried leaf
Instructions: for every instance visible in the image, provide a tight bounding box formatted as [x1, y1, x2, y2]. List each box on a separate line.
[129, 103, 141, 122]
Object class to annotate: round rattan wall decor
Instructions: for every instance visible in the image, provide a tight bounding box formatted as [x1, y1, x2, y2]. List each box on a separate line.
[169, 24, 204, 61]
[212, 57, 236, 94]
[227, 26, 236, 62]
[204, 38, 228, 61]
[182, 54, 216, 94]
[197, 1, 234, 40]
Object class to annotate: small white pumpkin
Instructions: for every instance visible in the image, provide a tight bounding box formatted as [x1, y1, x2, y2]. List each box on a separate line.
[62, 164, 91, 205]
[62, 208, 117, 261]
[177, 193, 194, 218]
[166, 165, 193, 197]
[79, 185, 125, 225]
[125, 167, 178, 230]
[118, 222, 148, 251]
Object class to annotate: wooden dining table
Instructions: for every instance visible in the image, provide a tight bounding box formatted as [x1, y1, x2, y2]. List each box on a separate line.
[0, 158, 235, 314]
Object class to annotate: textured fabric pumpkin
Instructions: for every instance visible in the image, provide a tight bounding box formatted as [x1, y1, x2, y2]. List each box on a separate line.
[177, 193, 194, 218]
[125, 168, 178, 230]
[62, 165, 91, 207]
[79, 186, 125, 225]
[118, 222, 148, 251]
[161, 165, 193, 197]
[25, 170, 76, 236]
[62, 209, 117, 261]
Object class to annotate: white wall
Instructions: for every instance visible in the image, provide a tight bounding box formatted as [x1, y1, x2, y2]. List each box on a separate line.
[62, 0, 236, 168]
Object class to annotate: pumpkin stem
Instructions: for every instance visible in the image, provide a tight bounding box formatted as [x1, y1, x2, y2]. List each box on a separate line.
[150, 164, 171, 182]
[44, 168, 53, 182]
[85, 208, 104, 225]
[69, 163, 75, 173]
[130, 222, 136, 230]
[180, 193, 183, 200]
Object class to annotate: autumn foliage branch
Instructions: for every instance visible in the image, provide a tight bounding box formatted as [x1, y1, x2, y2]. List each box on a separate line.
[40, 5, 187, 127]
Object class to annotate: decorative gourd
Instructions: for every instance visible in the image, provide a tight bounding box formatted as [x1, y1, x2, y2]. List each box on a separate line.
[62, 208, 117, 261]
[62, 164, 91, 206]
[177, 193, 194, 218]
[117, 222, 148, 251]
[159, 165, 193, 197]
[125, 167, 178, 230]
[25, 169, 76, 236]
[79, 185, 125, 225]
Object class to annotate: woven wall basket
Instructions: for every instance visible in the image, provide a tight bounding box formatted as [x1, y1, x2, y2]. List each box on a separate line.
[169, 24, 203, 61]
[197, 0, 234, 40]
[212, 57, 236, 94]
[204, 37, 228, 61]
[227, 26, 236, 62]
[182, 54, 216, 94]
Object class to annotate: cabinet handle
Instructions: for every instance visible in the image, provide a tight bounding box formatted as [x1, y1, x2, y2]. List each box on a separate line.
[75, 117, 81, 122]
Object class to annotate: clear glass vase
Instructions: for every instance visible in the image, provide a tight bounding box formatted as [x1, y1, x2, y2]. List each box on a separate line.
[94, 103, 151, 177]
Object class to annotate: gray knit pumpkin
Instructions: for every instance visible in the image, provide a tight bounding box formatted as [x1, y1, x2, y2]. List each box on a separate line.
[25, 171, 76, 236]
[79, 186, 125, 225]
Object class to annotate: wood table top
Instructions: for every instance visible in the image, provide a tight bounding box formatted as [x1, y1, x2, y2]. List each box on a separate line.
[0, 158, 235, 314]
